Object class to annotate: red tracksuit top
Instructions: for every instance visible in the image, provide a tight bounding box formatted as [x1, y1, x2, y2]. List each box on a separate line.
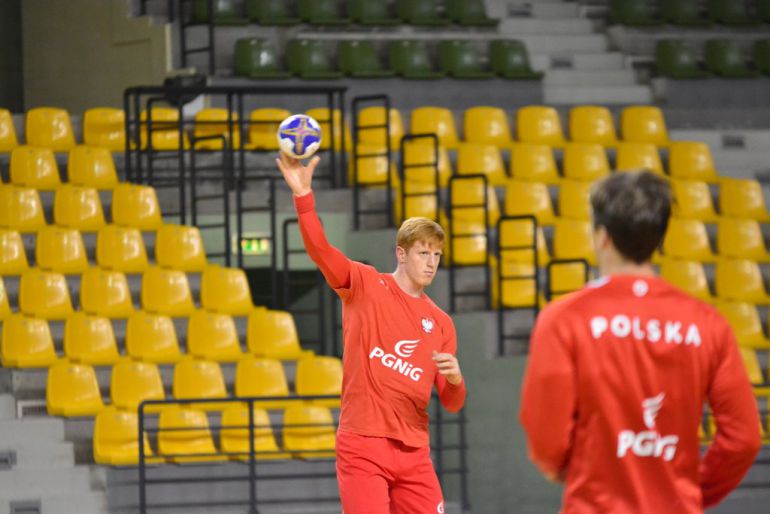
[295, 192, 466, 448]
[521, 274, 761, 513]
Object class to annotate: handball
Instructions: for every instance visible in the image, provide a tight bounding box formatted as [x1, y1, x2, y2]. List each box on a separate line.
[276, 114, 322, 159]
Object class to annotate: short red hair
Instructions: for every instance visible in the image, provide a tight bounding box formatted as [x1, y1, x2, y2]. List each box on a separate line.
[396, 217, 445, 251]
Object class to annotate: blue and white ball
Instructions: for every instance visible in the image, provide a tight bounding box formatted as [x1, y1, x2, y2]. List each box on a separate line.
[277, 114, 322, 159]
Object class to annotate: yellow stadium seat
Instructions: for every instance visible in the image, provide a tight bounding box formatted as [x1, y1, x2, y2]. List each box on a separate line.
[53, 185, 106, 231]
[0, 186, 46, 232]
[490, 258, 537, 309]
[509, 143, 561, 184]
[283, 405, 336, 458]
[357, 107, 404, 149]
[220, 405, 288, 460]
[140, 108, 189, 150]
[193, 108, 241, 150]
[402, 140, 452, 187]
[96, 225, 149, 273]
[442, 216, 488, 266]
[516, 106, 566, 147]
[80, 268, 134, 318]
[498, 216, 550, 266]
[719, 179, 770, 221]
[296, 356, 342, 408]
[449, 176, 501, 227]
[155, 224, 207, 272]
[35, 226, 88, 274]
[67, 146, 118, 190]
[173, 358, 227, 400]
[0, 277, 11, 320]
[615, 142, 665, 176]
[83, 108, 126, 152]
[187, 310, 243, 362]
[463, 106, 513, 147]
[25, 107, 76, 152]
[111, 184, 163, 230]
[19, 268, 73, 319]
[10, 146, 61, 190]
[410, 107, 459, 149]
[1, 314, 56, 368]
[553, 219, 596, 266]
[670, 180, 718, 222]
[739, 347, 763, 385]
[660, 259, 714, 303]
[558, 180, 592, 221]
[620, 106, 669, 146]
[392, 181, 438, 224]
[503, 180, 556, 226]
[716, 259, 770, 304]
[0, 109, 19, 152]
[247, 308, 314, 360]
[46, 359, 104, 416]
[349, 148, 399, 187]
[141, 267, 195, 317]
[158, 407, 224, 463]
[662, 219, 717, 262]
[110, 358, 165, 411]
[562, 143, 610, 182]
[717, 219, 770, 262]
[305, 108, 352, 151]
[63, 312, 119, 365]
[456, 143, 508, 186]
[716, 301, 770, 350]
[125, 310, 181, 363]
[569, 105, 618, 146]
[234, 356, 292, 409]
[93, 406, 157, 465]
[245, 108, 290, 150]
[200, 265, 253, 315]
[0, 229, 29, 275]
[547, 260, 590, 301]
[668, 142, 719, 183]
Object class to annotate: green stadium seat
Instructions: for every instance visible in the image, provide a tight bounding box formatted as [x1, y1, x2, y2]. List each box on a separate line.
[655, 40, 710, 79]
[708, 0, 758, 25]
[661, 0, 712, 26]
[610, 0, 662, 25]
[753, 41, 770, 76]
[246, 0, 300, 24]
[192, 0, 248, 25]
[397, 0, 450, 25]
[705, 39, 759, 78]
[350, 0, 400, 25]
[339, 41, 394, 78]
[233, 38, 290, 79]
[298, 0, 350, 25]
[286, 40, 343, 79]
[489, 40, 542, 79]
[388, 41, 444, 79]
[446, 0, 498, 26]
[760, 0, 770, 22]
[439, 41, 494, 79]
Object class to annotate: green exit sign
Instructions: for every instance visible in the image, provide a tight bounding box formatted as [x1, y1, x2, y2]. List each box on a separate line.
[232, 234, 271, 256]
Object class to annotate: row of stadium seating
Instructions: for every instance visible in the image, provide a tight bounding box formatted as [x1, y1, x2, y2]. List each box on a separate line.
[657, 39, 770, 78]
[234, 38, 540, 80]
[0, 105, 682, 155]
[611, 0, 770, 26]
[191, 0, 496, 27]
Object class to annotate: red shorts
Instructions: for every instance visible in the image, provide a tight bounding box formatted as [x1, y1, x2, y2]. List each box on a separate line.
[336, 429, 445, 514]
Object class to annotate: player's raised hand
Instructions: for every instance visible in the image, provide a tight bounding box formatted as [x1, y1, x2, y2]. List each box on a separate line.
[276, 152, 320, 197]
[433, 351, 463, 385]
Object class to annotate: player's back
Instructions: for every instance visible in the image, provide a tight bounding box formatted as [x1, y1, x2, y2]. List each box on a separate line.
[546, 274, 730, 514]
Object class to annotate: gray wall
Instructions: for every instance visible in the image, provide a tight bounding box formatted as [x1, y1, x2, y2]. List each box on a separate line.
[0, 0, 23, 111]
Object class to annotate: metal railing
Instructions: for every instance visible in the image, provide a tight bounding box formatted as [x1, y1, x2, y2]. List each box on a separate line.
[178, 0, 216, 74]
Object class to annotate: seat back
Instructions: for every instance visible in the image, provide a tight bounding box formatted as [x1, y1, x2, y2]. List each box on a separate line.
[569, 106, 618, 145]
[235, 356, 291, 408]
[0, 109, 19, 152]
[247, 308, 307, 359]
[410, 107, 459, 149]
[112, 184, 163, 230]
[0, 229, 29, 275]
[438, 40, 487, 76]
[286, 39, 337, 76]
[63, 312, 119, 365]
[19, 268, 73, 319]
[193, 109, 241, 149]
[717, 219, 768, 261]
[489, 39, 537, 77]
[53, 185, 106, 231]
[111, 359, 165, 411]
[26, 108, 76, 151]
[719, 178, 770, 220]
[0, 186, 46, 233]
[660, 259, 712, 301]
[562, 143, 610, 181]
[615, 142, 665, 175]
[247, 108, 290, 150]
[662, 218, 715, 261]
[173, 359, 227, 399]
[516, 106, 565, 146]
[96, 225, 149, 272]
[10, 146, 61, 190]
[295, 356, 343, 404]
[715, 259, 769, 303]
[1, 314, 56, 368]
[705, 39, 752, 75]
[463, 106, 513, 147]
[621, 106, 669, 145]
[187, 310, 242, 361]
[668, 141, 718, 182]
[509, 143, 560, 184]
[357, 107, 404, 149]
[553, 219, 596, 265]
[67, 146, 118, 189]
[83, 108, 126, 151]
[156, 224, 208, 271]
[125, 310, 181, 363]
[456, 143, 507, 186]
[670, 180, 718, 221]
[655, 40, 705, 77]
[200, 265, 254, 315]
[46, 359, 104, 416]
[141, 267, 195, 316]
[80, 267, 134, 318]
[35, 226, 88, 274]
[388, 40, 439, 77]
[234, 38, 285, 77]
[558, 180, 592, 220]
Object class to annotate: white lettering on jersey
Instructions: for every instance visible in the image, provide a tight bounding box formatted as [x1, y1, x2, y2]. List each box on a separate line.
[590, 315, 701, 347]
[617, 393, 679, 462]
[369, 347, 423, 382]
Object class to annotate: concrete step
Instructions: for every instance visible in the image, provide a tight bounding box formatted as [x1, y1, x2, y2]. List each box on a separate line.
[545, 85, 652, 105]
[1, 492, 107, 514]
[0, 466, 91, 496]
[518, 34, 607, 54]
[531, 2, 579, 18]
[0, 395, 15, 420]
[711, 150, 770, 174]
[0, 418, 65, 443]
[0, 441, 76, 469]
[532, 51, 627, 71]
[670, 130, 770, 151]
[544, 69, 637, 87]
[499, 17, 594, 35]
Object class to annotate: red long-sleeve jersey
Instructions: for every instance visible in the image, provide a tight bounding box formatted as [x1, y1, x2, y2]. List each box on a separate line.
[295, 192, 466, 448]
[521, 274, 761, 513]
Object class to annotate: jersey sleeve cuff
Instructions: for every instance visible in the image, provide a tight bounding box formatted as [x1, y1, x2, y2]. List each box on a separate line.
[293, 191, 315, 214]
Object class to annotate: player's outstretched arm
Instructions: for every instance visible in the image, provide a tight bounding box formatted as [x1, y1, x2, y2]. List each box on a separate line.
[276, 154, 352, 290]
